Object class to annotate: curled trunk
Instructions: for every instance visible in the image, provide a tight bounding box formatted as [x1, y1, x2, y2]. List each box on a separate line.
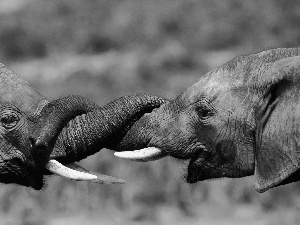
[31, 95, 99, 168]
[48, 94, 167, 164]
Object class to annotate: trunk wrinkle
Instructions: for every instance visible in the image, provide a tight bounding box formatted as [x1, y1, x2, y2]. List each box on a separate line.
[53, 94, 167, 164]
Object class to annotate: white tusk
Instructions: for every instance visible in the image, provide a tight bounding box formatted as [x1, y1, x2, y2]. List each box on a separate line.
[66, 162, 126, 184]
[114, 147, 166, 162]
[45, 159, 96, 180]
[45, 159, 125, 184]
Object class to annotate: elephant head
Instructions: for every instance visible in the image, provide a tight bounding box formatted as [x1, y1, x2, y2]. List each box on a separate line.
[115, 47, 300, 193]
[0, 63, 166, 190]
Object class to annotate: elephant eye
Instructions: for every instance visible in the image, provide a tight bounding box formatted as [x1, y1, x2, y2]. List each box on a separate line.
[196, 107, 211, 119]
[0, 112, 20, 130]
[195, 98, 216, 120]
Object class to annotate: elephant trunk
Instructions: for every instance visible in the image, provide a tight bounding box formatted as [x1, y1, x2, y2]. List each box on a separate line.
[48, 94, 167, 164]
[31, 95, 99, 168]
[113, 99, 175, 160]
[113, 95, 198, 161]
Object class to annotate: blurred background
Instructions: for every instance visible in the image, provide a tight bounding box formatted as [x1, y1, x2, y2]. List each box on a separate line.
[1, 0, 300, 224]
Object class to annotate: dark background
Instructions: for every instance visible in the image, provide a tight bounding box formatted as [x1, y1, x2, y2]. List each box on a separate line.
[1, 0, 300, 224]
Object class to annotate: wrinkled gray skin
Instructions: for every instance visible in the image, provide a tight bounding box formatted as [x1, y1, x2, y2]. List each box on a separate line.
[116, 48, 300, 193]
[0, 63, 165, 190]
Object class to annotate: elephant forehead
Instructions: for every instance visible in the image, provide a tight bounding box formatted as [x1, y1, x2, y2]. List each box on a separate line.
[182, 70, 241, 103]
[0, 64, 47, 116]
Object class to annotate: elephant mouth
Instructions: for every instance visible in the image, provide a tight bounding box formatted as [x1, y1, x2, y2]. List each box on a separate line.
[186, 149, 213, 183]
[186, 152, 207, 183]
[8, 159, 44, 190]
[186, 147, 237, 183]
[184, 142, 230, 184]
[24, 166, 44, 190]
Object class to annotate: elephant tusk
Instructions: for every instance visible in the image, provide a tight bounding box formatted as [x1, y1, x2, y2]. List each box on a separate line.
[114, 147, 166, 162]
[66, 162, 126, 184]
[45, 159, 126, 184]
[45, 159, 96, 180]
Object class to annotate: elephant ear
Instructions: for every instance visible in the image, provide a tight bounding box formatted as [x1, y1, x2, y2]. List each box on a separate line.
[254, 56, 300, 193]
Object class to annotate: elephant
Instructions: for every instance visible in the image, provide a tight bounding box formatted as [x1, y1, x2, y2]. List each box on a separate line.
[0, 63, 166, 190]
[114, 47, 300, 193]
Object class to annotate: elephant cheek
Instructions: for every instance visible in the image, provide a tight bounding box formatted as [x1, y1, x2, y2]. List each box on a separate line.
[186, 140, 239, 182]
[214, 140, 254, 177]
[214, 140, 245, 177]
[0, 154, 44, 189]
[215, 139, 238, 164]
